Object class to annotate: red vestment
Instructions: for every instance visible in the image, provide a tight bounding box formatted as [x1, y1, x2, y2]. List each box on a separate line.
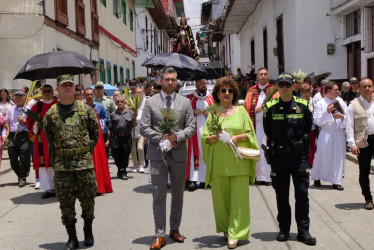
[185, 93, 214, 181]
[26, 99, 58, 169]
[92, 111, 113, 194]
[243, 83, 279, 131]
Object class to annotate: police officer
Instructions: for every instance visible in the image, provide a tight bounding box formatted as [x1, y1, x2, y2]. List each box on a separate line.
[263, 72, 316, 245]
[44, 75, 99, 250]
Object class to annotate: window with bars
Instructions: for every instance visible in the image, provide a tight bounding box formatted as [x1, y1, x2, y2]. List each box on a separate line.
[130, 8, 134, 31]
[122, 0, 127, 25]
[91, 0, 99, 43]
[346, 10, 361, 37]
[75, 0, 86, 36]
[363, 5, 374, 52]
[126, 68, 130, 81]
[55, 0, 68, 26]
[113, 64, 118, 84]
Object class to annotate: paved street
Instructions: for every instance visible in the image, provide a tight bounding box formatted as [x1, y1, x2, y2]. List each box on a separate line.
[0, 150, 373, 250]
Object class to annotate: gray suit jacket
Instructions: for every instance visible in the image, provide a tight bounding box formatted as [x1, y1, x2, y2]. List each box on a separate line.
[140, 93, 195, 161]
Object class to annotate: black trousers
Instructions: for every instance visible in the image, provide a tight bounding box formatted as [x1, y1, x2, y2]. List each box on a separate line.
[357, 136, 374, 202]
[8, 132, 30, 181]
[270, 153, 310, 233]
[110, 134, 132, 174]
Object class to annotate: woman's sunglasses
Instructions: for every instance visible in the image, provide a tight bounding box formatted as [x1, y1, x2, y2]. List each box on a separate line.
[220, 88, 234, 94]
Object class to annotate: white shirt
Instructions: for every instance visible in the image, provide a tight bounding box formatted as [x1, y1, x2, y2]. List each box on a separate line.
[160, 90, 176, 108]
[345, 95, 374, 148]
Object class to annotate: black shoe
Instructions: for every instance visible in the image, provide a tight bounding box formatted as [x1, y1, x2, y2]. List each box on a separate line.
[199, 182, 205, 189]
[18, 179, 26, 188]
[42, 192, 56, 199]
[84, 219, 94, 247]
[314, 180, 321, 187]
[121, 173, 129, 180]
[188, 182, 196, 192]
[64, 224, 79, 250]
[263, 181, 272, 186]
[297, 231, 316, 245]
[276, 231, 289, 242]
[332, 184, 344, 191]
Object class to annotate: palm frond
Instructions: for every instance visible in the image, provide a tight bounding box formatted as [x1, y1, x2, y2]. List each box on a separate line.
[155, 108, 179, 134]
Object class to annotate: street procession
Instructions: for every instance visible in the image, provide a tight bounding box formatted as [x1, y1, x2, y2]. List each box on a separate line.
[1, 0, 374, 249]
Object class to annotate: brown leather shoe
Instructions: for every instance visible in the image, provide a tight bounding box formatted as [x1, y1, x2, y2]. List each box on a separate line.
[364, 200, 374, 210]
[149, 237, 166, 250]
[170, 230, 184, 243]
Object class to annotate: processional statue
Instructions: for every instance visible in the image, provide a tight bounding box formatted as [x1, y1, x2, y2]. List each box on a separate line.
[172, 17, 199, 61]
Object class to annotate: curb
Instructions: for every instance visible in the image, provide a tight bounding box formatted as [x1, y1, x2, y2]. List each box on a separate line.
[345, 153, 374, 171]
[0, 168, 12, 176]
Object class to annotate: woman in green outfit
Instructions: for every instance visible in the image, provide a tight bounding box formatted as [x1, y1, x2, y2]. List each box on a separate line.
[202, 77, 258, 249]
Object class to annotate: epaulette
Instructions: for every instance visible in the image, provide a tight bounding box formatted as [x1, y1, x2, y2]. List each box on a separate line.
[293, 96, 308, 106]
[76, 100, 86, 116]
[266, 97, 280, 108]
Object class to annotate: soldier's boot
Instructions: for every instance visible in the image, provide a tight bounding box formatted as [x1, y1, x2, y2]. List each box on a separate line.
[64, 224, 79, 250]
[84, 219, 94, 247]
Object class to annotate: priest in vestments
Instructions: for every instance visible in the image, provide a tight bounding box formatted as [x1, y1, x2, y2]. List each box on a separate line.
[26, 85, 57, 198]
[243, 67, 278, 185]
[186, 77, 214, 191]
[83, 88, 113, 194]
[311, 81, 347, 190]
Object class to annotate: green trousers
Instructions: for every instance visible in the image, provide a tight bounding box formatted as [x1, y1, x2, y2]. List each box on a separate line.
[54, 169, 97, 225]
[211, 175, 250, 240]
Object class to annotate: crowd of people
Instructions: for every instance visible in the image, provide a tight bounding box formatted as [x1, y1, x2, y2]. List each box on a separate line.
[0, 65, 373, 250]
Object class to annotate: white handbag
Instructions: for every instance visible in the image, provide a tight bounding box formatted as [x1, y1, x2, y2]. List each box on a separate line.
[237, 147, 260, 160]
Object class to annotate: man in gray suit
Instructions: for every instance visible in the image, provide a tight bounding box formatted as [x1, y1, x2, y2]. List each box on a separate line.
[140, 67, 195, 250]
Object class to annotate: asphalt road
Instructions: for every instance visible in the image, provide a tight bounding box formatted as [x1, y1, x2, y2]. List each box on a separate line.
[0, 151, 373, 250]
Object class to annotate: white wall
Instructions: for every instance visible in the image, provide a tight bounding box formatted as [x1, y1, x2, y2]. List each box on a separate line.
[222, 33, 241, 73]
[237, 0, 346, 80]
[135, 8, 159, 77]
[0, 0, 98, 89]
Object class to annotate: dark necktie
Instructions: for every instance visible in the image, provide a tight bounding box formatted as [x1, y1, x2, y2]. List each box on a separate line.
[165, 95, 171, 108]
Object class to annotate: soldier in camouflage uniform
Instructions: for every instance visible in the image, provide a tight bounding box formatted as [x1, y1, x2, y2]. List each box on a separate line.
[43, 75, 99, 250]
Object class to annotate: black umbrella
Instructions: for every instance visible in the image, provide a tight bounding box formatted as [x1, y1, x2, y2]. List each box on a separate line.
[306, 71, 332, 84]
[142, 53, 207, 80]
[14, 51, 96, 80]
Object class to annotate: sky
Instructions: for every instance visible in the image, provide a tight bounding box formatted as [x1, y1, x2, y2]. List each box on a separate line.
[184, 0, 206, 33]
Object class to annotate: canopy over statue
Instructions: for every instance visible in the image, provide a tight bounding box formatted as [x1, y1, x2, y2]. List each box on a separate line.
[172, 17, 199, 61]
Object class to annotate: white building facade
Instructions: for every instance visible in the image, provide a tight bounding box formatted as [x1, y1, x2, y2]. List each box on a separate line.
[0, 0, 100, 89]
[97, 0, 137, 86]
[219, 0, 374, 81]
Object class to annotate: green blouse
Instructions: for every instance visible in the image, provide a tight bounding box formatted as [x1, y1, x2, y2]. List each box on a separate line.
[201, 106, 258, 186]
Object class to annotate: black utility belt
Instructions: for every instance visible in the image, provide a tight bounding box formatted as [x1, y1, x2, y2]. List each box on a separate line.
[270, 142, 306, 156]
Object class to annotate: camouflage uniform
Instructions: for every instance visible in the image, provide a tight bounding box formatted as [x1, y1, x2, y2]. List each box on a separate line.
[43, 78, 99, 226]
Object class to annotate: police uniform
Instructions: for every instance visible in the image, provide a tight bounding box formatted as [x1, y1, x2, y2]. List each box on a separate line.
[43, 75, 99, 249]
[263, 72, 316, 245]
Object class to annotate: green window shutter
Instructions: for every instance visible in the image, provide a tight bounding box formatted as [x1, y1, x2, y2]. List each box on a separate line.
[100, 60, 105, 82]
[100, 0, 106, 7]
[126, 68, 130, 80]
[130, 9, 133, 31]
[107, 61, 112, 83]
[120, 67, 124, 84]
[113, 65, 118, 84]
[132, 61, 135, 79]
[122, 0, 127, 25]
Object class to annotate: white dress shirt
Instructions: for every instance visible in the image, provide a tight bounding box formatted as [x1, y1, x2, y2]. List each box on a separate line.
[345, 95, 374, 148]
[160, 90, 176, 108]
